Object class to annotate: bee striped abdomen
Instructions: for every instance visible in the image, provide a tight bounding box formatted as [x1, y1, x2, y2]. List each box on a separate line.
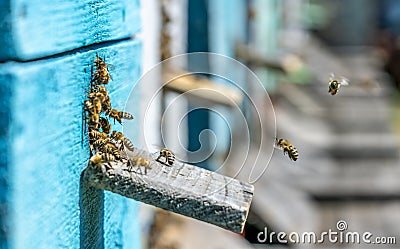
[286, 146, 298, 161]
[156, 148, 175, 166]
[275, 138, 299, 162]
[99, 117, 111, 134]
[123, 138, 135, 151]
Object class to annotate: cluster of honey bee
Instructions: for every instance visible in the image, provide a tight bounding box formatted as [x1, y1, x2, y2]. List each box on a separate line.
[86, 55, 177, 173]
[85, 55, 149, 173]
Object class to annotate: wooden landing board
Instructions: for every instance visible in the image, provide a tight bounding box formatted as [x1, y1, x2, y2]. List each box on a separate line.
[83, 149, 254, 233]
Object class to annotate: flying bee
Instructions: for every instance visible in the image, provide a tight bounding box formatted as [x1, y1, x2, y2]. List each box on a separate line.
[128, 157, 151, 174]
[156, 148, 175, 166]
[92, 56, 112, 85]
[88, 130, 108, 141]
[106, 109, 133, 124]
[328, 73, 349, 95]
[99, 117, 111, 134]
[274, 138, 298, 161]
[90, 152, 115, 165]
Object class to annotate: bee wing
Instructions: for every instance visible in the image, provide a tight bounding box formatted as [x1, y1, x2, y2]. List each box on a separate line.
[340, 77, 349, 86]
[329, 72, 335, 81]
[107, 63, 115, 70]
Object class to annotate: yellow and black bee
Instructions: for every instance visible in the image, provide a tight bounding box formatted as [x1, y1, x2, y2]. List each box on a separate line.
[92, 55, 112, 85]
[84, 100, 96, 114]
[110, 131, 135, 152]
[88, 113, 100, 130]
[89, 86, 111, 112]
[156, 148, 175, 166]
[106, 109, 133, 124]
[88, 130, 108, 141]
[99, 117, 111, 134]
[128, 157, 151, 174]
[275, 138, 298, 161]
[90, 152, 115, 165]
[92, 97, 102, 114]
[328, 73, 349, 95]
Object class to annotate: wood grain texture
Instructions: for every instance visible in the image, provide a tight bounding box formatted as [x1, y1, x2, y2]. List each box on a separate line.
[0, 0, 140, 61]
[0, 39, 141, 249]
[163, 70, 243, 107]
[83, 148, 254, 233]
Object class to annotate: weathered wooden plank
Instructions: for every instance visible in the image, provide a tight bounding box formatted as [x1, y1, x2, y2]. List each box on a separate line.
[235, 44, 286, 73]
[0, 39, 141, 249]
[163, 70, 243, 107]
[83, 148, 254, 233]
[0, 0, 140, 61]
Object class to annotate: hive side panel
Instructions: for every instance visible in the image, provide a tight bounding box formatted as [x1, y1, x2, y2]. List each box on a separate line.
[0, 39, 141, 249]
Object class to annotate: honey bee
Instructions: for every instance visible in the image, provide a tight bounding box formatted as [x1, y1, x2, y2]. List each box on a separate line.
[274, 138, 298, 161]
[128, 157, 151, 174]
[92, 137, 109, 150]
[100, 144, 121, 159]
[102, 95, 111, 112]
[123, 137, 135, 152]
[94, 86, 111, 111]
[99, 117, 111, 134]
[92, 97, 102, 114]
[88, 113, 100, 130]
[110, 131, 135, 151]
[90, 152, 115, 165]
[156, 148, 175, 166]
[93, 85, 108, 94]
[92, 56, 112, 85]
[106, 109, 133, 124]
[84, 100, 96, 114]
[328, 73, 349, 95]
[88, 130, 108, 141]
[88, 91, 105, 103]
[110, 131, 124, 141]
[92, 138, 120, 157]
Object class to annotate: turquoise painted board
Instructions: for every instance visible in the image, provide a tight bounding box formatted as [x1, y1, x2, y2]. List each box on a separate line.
[208, 0, 247, 170]
[0, 39, 141, 249]
[0, 0, 141, 61]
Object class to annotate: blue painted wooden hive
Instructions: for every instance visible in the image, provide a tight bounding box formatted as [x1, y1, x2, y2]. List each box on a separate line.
[0, 0, 142, 248]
